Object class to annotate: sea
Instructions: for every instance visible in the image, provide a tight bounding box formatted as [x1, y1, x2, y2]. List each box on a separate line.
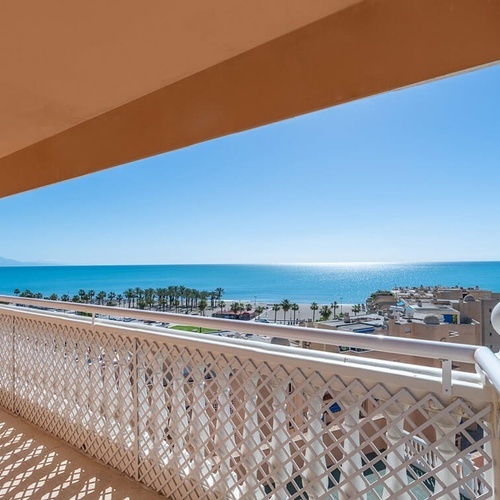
[1, 262, 499, 304]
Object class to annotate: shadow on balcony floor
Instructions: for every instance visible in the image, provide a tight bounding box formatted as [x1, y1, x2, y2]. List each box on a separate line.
[0, 408, 164, 499]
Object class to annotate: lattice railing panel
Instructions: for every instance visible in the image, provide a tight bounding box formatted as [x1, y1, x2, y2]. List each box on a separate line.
[0, 311, 496, 499]
[0, 313, 14, 410]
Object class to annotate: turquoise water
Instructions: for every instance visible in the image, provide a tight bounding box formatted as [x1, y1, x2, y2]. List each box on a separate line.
[0, 262, 499, 304]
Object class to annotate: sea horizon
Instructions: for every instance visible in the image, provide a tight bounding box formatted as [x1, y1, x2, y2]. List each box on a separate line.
[3, 259, 500, 267]
[1, 261, 500, 304]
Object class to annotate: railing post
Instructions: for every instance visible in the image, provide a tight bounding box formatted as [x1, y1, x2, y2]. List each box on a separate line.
[441, 358, 452, 396]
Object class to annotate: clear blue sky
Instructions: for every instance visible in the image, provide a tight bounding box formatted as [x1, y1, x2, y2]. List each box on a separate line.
[1, 64, 499, 265]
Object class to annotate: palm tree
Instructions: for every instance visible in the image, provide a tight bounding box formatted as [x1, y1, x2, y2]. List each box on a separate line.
[124, 288, 135, 308]
[219, 300, 225, 314]
[246, 303, 252, 312]
[215, 287, 224, 301]
[78, 289, 88, 303]
[160, 288, 169, 311]
[97, 291, 106, 305]
[107, 291, 116, 305]
[230, 302, 240, 314]
[209, 291, 217, 309]
[281, 299, 291, 324]
[331, 301, 339, 318]
[310, 302, 319, 323]
[184, 288, 192, 311]
[291, 303, 299, 324]
[255, 305, 264, 317]
[272, 304, 281, 323]
[61, 294, 70, 302]
[166, 286, 175, 309]
[87, 290, 96, 304]
[198, 299, 208, 316]
[319, 305, 332, 321]
[178, 286, 186, 309]
[144, 288, 155, 309]
[116, 294, 124, 307]
[13, 288, 20, 296]
[155, 288, 164, 311]
[135, 287, 144, 307]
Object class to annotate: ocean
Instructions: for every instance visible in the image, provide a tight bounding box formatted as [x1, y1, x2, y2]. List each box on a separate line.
[1, 262, 499, 304]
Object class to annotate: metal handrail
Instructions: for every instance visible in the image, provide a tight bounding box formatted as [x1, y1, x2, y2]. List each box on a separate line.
[0, 295, 478, 357]
[1, 294, 500, 393]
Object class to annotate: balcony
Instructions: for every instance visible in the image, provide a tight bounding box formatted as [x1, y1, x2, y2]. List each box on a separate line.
[0, 295, 499, 499]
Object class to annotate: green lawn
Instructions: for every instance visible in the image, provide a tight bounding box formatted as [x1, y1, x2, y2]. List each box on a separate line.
[170, 325, 219, 334]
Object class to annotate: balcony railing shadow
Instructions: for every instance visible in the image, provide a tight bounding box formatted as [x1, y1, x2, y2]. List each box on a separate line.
[0, 408, 163, 499]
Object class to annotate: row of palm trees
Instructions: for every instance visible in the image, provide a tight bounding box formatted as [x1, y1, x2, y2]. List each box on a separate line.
[269, 299, 351, 324]
[309, 301, 364, 322]
[270, 299, 301, 324]
[13, 286, 225, 312]
[13, 287, 364, 322]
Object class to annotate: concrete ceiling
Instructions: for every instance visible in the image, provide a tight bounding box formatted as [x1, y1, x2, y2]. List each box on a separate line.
[1, 0, 499, 198]
[0, 0, 361, 159]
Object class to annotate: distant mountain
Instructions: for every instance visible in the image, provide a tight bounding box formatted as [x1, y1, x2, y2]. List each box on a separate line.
[0, 256, 49, 266]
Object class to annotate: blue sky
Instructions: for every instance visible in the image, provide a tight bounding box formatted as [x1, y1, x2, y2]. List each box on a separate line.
[1, 64, 499, 265]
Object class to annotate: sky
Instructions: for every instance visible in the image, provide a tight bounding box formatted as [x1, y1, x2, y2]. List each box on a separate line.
[1, 64, 499, 265]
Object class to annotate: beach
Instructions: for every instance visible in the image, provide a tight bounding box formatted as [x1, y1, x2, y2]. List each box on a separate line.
[218, 300, 358, 324]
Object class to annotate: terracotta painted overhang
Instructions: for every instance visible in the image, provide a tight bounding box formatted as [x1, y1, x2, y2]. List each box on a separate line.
[1, 0, 499, 198]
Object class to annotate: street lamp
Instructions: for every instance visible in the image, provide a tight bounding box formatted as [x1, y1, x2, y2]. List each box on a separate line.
[340, 297, 343, 315]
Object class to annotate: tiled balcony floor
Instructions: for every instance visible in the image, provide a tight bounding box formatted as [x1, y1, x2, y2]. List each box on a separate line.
[0, 408, 164, 499]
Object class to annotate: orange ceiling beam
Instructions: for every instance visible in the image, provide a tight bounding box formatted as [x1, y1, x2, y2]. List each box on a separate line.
[1, 0, 499, 198]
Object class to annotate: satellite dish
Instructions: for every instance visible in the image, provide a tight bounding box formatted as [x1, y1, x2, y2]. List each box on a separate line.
[492, 302, 500, 336]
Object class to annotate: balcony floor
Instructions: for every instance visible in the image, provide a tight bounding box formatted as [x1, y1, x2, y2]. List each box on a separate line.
[0, 407, 164, 499]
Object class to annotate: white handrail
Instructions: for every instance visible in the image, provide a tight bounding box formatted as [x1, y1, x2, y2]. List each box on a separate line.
[474, 346, 500, 393]
[3, 295, 500, 394]
[0, 295, 481, 363]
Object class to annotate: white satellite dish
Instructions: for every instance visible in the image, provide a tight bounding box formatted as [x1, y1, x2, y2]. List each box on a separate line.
[492, 302, 500, 337]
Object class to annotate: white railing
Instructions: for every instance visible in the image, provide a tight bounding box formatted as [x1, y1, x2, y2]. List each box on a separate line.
[0, 295, 499, 499]
[404, 432, 488, 499]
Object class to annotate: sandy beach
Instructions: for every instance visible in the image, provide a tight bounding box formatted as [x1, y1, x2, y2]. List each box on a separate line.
[220, 300, 359, 324]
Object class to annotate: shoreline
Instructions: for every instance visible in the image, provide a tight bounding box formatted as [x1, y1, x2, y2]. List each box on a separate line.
[2, 262, 498, 306]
